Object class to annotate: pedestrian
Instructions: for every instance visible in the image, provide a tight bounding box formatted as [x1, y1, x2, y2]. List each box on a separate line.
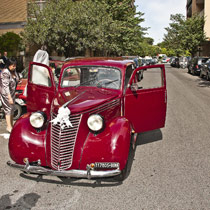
[2, 51, 8, 66]
[0, 52, 5, 71]
[0, 58, 19, 133]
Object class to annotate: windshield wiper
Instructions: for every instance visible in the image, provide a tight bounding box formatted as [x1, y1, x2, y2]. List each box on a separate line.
[75, 78, 96, 87]
[103, 79, 119, 85]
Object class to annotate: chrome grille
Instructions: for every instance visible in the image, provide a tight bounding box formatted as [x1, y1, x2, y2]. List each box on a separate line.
[51, 113, 81, 170]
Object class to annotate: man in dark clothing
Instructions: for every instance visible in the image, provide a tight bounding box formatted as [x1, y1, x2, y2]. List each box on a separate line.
[0, 52, 8, 69]
[2, 52, 8, 66]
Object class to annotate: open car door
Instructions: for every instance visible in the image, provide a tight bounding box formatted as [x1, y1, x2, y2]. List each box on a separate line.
[124, 64, 167, 133]
[27, 62, 56, 117]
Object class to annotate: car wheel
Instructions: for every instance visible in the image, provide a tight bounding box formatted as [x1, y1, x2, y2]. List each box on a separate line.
[13, 104, 22, 120]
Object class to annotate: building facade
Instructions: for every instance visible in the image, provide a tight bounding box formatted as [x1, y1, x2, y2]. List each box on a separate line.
[186, 0, 210, 56]
[0, 0, 47, 35]
[0, 0, 28, 35]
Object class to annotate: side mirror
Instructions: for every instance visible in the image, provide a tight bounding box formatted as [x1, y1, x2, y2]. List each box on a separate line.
[130, 83, 138, 92]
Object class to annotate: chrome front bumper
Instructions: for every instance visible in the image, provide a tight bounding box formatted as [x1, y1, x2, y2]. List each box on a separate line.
[7, 161, 121, 179]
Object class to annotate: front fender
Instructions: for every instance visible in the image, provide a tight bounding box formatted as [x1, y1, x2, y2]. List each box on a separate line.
[79, 117, 132, 170]
[8, 113, 47, 165]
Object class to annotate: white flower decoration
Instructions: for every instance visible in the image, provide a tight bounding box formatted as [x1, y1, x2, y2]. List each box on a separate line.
[51, 107, 73, 129]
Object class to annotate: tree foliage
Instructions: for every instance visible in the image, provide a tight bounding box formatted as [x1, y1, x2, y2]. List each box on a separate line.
[164, 14, 206, 56]
[23, 0, 146, 57]
[0, 32, 22, 56]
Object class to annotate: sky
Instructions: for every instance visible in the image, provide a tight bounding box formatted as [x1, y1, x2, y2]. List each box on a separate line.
[135, 0, 187, 45]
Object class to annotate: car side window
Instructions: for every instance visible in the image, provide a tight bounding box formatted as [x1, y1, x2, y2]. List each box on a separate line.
[135, 67, 163, 89]
[30, 64, 52, 87]
[124, 65, 135, 91]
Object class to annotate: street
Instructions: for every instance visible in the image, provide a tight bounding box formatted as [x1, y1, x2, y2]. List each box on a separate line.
[0, 65, 210, 210]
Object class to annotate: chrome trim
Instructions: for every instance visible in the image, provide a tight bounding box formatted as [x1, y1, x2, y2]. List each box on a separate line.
[51, 113, 81, 170]
[88, 99, 120, 114]
[7, 161, 121, 178]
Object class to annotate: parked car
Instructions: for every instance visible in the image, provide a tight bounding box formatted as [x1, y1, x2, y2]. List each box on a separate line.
[14, 60, 64, 119]
[7, 57, 167, 181]
[151, 57, 158, 65]
[161, 57, 170, 63]
[188, 57, 209, 75]
[121, 56, 141, 68]
[200, 58, 210, 80]
[170, 57, 180, 68]
[179, 57, 188, 69]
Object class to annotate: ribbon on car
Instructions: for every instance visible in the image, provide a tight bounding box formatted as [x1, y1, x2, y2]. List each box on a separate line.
[51, 106, 73, 130]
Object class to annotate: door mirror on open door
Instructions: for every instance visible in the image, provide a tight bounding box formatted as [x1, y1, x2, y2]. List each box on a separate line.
[130, 83, 138, 92]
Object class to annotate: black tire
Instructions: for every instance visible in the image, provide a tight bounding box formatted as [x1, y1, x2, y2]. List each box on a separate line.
[13, 104, 22, 120]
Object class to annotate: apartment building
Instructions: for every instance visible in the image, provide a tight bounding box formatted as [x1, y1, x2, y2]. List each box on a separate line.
[186, 0, 210, 56]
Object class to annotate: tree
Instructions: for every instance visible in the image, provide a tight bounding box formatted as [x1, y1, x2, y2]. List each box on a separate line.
[0, 32, 22, 56]
[163, 14, 186, 56]
[163, 14, 206, 57]
[182, 15, 206, 56]
[144, 37, 154, 45]
[23, 0, 146, 57]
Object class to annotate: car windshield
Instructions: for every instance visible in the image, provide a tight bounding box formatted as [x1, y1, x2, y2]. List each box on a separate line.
[61, 66, 121, 89]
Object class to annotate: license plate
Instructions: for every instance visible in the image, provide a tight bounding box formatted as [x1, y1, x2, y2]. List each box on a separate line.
[94, 162, 119, 169]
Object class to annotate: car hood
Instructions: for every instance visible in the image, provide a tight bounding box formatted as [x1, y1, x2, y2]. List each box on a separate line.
[53, 87, 119, 113]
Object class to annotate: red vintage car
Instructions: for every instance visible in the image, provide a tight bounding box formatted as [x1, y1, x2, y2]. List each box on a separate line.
[7, 57, 167, 180]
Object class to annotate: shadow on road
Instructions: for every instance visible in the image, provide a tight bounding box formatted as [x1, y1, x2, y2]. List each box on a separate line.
[196, 78, 210, 88]
[136, 129, 163, 146]
[0, 193, 40, 210]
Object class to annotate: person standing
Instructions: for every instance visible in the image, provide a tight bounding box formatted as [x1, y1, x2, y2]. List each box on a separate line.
[0, 58, 19, 132]
[2, 51, 8, 66]
[0, 52, 5, 70]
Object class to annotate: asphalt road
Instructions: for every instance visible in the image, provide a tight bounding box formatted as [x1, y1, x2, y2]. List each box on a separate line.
[0, 65, 210, 210]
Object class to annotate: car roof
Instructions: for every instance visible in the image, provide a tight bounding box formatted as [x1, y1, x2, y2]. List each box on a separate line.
[63, 57, 134, 71]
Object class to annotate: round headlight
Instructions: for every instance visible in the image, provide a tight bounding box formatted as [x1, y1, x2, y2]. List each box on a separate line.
[87, 114, 104, 132]
[30, 112, 45, 128]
